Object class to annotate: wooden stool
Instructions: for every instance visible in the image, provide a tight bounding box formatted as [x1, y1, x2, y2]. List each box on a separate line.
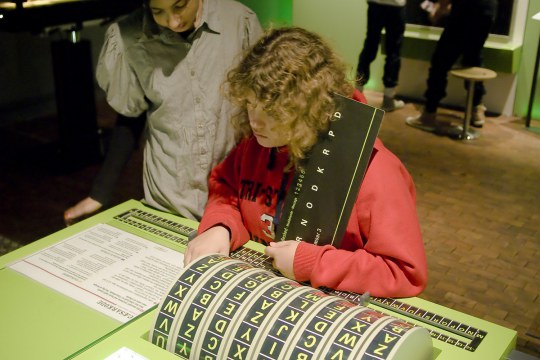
[447, 67, 497, 140]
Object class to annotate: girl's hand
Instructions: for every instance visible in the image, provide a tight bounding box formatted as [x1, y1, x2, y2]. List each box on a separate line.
[264, 240, 300, 280]
[184, 226, 230, 266]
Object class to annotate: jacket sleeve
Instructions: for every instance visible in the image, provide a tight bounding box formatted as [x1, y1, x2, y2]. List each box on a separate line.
[198, 141, 251, 250]
[293, 144, 428, 298]
[96, 22, 148, 117]
[242, 6, 263, 50]
[89, 113, 146, 205]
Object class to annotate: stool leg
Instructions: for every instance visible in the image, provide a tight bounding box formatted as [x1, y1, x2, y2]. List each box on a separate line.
[447, 79, 480, 140]
[462, 80, 475, 139]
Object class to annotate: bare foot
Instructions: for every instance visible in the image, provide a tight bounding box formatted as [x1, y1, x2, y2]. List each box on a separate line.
[64, 197, 103, 226]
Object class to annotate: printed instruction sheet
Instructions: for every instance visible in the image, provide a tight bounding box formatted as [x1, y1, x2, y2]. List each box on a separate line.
[9, 224, 184, 322]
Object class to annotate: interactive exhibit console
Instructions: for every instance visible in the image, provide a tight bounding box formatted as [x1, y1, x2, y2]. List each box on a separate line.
[0, 98, 517, 359]
[0, 200, 517, 360]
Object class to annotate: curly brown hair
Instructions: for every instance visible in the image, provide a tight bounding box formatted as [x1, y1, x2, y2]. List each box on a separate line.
[225, 26, 354, 168]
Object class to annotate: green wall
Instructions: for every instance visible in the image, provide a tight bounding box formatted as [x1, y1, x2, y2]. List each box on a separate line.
[292, 0, 366, 81]
[239, 0, 293, 28]
[516, 2, 540, 121]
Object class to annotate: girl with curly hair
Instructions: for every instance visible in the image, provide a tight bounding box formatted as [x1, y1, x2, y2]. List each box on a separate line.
[185, 27, 427, 298]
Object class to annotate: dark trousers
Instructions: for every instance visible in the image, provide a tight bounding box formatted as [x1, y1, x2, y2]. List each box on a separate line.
[356, 3, 405, 89]
[424, 5, 495, 112]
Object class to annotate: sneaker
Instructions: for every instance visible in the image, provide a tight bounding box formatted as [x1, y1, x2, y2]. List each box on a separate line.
[381, 96, 405, 112]
[471, 104, 486, 128]
[405, 111, 437, 132]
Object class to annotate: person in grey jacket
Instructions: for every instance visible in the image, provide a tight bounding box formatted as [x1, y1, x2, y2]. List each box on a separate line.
[64, 0, 262, 224]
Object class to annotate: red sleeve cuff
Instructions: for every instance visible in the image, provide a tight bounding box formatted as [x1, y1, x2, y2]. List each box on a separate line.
[293, 241, 325, 282]
[198, 210, 250, 250]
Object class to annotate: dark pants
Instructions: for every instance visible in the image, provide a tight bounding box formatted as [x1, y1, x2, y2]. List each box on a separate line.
[424, 3, 495, 112]
[356, 3, 405, 89]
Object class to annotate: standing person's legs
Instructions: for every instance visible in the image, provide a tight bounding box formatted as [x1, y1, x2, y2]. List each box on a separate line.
[381, 4, 405, 111]
[461, 14, 492, 103]
[406, 17, 463, 131]
[382, 5, 405, 89]
[424, 25, 463, 113]
[460, 12, 493, 127]
[356, 3, 385, 88]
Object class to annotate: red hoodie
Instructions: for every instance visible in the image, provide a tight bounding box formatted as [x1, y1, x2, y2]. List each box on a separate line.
[199, 92, 427, 297]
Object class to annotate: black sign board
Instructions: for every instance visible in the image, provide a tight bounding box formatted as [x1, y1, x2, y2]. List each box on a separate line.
[276, 94, 383, 248]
